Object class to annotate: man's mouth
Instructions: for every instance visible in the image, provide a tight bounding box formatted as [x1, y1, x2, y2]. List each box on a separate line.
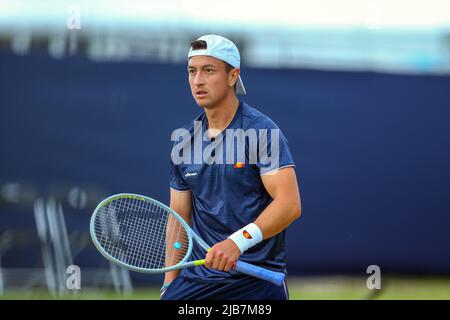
[195, 90, 208, 98]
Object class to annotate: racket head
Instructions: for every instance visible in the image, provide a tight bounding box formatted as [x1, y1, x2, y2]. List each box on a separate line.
[89, 193, 193, 273]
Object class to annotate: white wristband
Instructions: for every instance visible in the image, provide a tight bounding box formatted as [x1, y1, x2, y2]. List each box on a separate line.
[227, 223, 263, 254]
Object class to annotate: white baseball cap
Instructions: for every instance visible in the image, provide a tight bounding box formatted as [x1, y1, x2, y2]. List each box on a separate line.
[188, 34, 246, 95]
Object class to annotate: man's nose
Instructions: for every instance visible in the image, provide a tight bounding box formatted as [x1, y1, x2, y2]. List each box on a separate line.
[193, 72, 205, 86]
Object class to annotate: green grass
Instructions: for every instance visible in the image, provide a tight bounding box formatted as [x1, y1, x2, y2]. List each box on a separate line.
[288, 276, 450, 300]
[1, 276, 449, 300]
[0, 289, 160, 300]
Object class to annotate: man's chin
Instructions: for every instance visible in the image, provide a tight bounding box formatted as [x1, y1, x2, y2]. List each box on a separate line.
[195, 99, 213, 109]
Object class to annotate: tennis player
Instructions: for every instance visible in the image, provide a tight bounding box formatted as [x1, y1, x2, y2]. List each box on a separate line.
[161, 35, 301, 300]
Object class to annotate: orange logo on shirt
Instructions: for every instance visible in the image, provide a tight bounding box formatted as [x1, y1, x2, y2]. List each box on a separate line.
[243, 230, 252, 239]
[234, 162, 245, 169]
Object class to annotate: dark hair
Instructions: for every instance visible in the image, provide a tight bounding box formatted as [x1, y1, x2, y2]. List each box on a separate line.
[224, 61, 234, 73]
[190, 40, 207, 50]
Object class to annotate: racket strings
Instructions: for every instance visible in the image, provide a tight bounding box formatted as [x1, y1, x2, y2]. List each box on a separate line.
[93, 197, 190, 270]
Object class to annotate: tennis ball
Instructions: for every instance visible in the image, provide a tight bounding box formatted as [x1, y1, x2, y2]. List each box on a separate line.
[174, 242, 181, 250]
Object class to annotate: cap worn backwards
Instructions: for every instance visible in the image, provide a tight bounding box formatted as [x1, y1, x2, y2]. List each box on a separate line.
[188, 34, 246, 95]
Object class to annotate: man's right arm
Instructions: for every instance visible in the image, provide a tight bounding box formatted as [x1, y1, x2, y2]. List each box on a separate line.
[163, 188, 193, 286]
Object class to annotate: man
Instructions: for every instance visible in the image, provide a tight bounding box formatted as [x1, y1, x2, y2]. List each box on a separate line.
[161, 35, 301, 300]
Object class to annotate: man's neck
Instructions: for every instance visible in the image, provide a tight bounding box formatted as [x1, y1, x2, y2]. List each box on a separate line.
[204, 95, 240, 135]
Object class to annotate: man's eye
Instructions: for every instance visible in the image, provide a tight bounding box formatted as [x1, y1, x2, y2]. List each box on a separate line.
[188, 69, 195, 75]
[206, 69, 214, 73]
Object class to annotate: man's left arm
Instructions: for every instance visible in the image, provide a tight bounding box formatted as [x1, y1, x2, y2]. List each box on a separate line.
[254, 166, 301, 238]
[204, 167, 301, 271]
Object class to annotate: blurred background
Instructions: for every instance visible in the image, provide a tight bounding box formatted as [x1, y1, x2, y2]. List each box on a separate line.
[0, 0, 449, 300]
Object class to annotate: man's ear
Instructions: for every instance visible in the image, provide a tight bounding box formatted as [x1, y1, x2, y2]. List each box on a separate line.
[229, 68, 240, 87]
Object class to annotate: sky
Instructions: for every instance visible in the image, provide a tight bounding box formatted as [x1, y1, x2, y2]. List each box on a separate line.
[0, 0, 449, 30]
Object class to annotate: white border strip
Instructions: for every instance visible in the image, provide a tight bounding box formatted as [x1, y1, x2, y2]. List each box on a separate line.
[260, 164, 296, 176]
[169, 187, 191, 193]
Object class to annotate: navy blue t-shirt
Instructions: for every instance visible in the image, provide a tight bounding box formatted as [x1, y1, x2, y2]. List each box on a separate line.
[169, 101, 295, 283]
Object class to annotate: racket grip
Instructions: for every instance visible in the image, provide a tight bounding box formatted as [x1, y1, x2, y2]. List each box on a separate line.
[235, 260, 285, 286]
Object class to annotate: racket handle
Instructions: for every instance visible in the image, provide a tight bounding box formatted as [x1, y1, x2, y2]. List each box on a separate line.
[235, 260, 285, 286]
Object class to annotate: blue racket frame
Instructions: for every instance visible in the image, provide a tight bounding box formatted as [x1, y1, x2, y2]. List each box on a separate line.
[90, 193, 285, 286]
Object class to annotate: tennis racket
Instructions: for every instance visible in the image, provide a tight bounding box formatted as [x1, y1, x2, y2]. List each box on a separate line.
[89, 193, 285, 286]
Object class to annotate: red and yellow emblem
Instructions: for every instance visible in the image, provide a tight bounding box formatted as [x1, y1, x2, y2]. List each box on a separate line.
[242, 230, 252, 239]
[234, 162, 245, 169]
